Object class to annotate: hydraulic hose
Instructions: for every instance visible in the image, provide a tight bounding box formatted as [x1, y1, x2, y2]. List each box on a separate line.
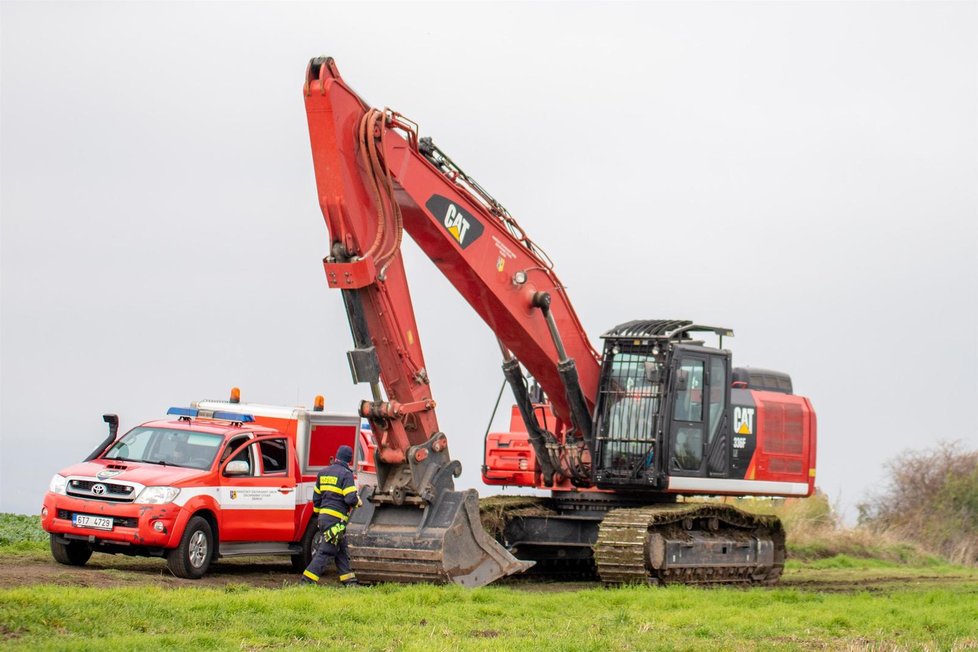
[357, 109, 403, 276]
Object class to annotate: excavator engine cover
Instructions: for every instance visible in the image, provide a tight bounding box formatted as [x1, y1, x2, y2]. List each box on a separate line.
[347, 488, 533, 587]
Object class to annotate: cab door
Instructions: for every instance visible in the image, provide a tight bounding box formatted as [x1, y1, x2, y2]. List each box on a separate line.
[219, 436, 297, 542]
[668, 354, 707, 476]
[703, 354, 730, 477]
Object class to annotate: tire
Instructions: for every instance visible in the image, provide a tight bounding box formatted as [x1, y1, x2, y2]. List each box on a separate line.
[291, 520, 319, 572]
[50, 534, 92, 566]
[166, 516, 214, 579]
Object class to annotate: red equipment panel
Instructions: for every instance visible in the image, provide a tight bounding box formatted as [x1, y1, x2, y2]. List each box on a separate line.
[748, 391, 817, 494]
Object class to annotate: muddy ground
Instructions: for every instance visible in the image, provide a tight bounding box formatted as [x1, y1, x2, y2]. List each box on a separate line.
[0, 555, 306, 590]
[1, 553, 973, 593]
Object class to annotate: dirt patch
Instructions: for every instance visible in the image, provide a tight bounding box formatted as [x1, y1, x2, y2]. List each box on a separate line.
[470, 630, 500, 638]
[1, 624, 26, 641]
[779, 573, 974, 594]
[3, 553, 975, 594]
[0, 555, 321, 590]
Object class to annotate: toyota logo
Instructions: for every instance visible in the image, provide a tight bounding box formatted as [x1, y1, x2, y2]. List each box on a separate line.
[92, 483, 107, 495]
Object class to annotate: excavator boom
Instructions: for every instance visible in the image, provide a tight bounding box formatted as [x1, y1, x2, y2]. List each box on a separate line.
[303, 57, 607, 584]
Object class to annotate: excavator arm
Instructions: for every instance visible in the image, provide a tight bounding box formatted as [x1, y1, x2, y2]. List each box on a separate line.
[304, 58, 612, 586]
[303, 58, 607, 585]
[305, 58, 603, 483]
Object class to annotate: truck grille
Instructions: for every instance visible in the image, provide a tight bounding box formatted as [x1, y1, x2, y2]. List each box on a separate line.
[57, 509, 138, 528]
[66, 479, 137, 502]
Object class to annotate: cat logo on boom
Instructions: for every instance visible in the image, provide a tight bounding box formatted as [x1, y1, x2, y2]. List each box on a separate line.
[444, 204, 470, 244]
[425, 194, 485, 249]
[733, 407, 755, 435]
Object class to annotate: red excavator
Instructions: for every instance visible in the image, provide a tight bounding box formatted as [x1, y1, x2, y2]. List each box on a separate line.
[302, 58, 817, 587]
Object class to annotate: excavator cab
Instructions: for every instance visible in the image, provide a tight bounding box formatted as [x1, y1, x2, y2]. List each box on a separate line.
[593, 340, 664, 487]
[593, 320, 734, 491]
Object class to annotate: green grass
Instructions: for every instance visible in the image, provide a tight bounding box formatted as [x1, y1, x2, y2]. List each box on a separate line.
[5, 512, 978, 649]
[796, 553, 943, 570]
[2, 578, 978, 651]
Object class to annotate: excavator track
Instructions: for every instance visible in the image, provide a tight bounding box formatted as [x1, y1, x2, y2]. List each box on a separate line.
[593, 503, 785, 586]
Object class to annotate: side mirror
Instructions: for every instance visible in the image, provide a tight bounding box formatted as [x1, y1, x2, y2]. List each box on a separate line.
[675, 369, 689, 391]
[644, 361, 662, 383]
[225, 460, 250, 476]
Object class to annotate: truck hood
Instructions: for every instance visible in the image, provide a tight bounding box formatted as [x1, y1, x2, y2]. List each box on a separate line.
[56, 460, 210, 487]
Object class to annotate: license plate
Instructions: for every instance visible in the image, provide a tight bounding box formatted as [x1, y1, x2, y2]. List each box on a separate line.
[72, 514, 113, 530]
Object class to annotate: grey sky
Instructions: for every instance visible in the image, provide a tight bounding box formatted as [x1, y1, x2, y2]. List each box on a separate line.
[2, 1, 976, 522]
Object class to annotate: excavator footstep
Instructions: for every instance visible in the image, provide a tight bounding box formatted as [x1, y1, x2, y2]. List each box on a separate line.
[347, 489, 533, 587]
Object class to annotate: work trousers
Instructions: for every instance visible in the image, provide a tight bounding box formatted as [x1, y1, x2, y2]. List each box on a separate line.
[303, 515, 356, 584]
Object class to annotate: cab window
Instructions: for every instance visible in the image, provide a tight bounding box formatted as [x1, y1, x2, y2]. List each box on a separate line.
[673, 359, 704, 422]
[258, 439, 288, 475]
[708, 357, 726, 443]
[222, 436, 255, 476]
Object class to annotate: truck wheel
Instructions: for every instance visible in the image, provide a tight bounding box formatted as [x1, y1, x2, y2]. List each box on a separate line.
[166, 516, 213, 579]
[50, 534, 92, 566]
[291, 521, 318, 572]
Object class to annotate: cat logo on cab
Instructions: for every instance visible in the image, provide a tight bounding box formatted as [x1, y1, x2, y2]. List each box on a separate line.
[734, 407, 755, 435]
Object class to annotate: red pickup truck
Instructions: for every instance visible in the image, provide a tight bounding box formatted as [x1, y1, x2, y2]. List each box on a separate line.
[40, 393, 370, 578]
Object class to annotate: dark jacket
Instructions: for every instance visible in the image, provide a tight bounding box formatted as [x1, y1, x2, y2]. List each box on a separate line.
[312, 461, 358, 522]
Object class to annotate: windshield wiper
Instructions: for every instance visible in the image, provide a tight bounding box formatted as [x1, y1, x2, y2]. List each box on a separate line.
[145, 459, 169, 467]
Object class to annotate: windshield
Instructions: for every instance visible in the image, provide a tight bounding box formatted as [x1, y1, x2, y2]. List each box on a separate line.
[103, 427, 224, 470]
[596, 351, 664, 475]
[600, 353, 660, 441]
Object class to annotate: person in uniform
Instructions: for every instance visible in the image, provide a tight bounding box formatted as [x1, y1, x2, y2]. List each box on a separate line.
[301, 444, 360, 586]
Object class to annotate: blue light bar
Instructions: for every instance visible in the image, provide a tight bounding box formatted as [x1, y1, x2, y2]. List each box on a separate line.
[212, 411, 254, 423]
[166, 407, 253, 423]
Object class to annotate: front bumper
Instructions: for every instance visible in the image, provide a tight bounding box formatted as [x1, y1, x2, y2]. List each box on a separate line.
[41, 492, 184, 551]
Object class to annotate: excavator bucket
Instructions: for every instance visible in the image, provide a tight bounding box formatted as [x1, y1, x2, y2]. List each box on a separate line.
[346, 488, 533, 587]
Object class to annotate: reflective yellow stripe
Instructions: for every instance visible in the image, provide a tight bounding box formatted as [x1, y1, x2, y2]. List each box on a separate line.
[319, 485, 345, 495]
[313, 486, 322, 494]
[303, 570, 320, 582]
[342, 486, 357, 495]
[313, 508, 348, 521]
[339, 572, 356, 582]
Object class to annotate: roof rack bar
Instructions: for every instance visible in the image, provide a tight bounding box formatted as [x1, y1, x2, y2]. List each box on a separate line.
[600, 319, 733, 341]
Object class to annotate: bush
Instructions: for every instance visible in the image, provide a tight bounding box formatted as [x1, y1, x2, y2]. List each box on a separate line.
[727, 491, 836, 539]
[858, 442, 978, 566]
[727, 493, 943, 565]
[0, 513, 48, 551]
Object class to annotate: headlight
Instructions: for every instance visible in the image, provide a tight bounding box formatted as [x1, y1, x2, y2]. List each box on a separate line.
[135, 486, 181, 504]
[49, 474, 67, 495]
